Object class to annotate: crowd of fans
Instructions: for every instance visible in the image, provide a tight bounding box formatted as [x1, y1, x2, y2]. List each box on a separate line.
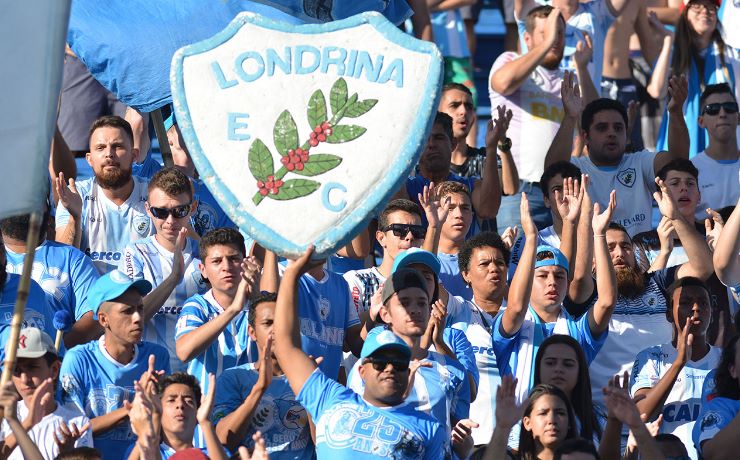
[1, 0, 739, 459]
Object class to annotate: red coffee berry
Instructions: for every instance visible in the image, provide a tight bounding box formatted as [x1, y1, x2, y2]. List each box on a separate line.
[314, 126, 322, 133]
[318, 134, 326, 142]
[309, 139, 319, 147]
[286, 163, 295, 171]
[296, 163, 304, 171]
[259, 188, 268, 196]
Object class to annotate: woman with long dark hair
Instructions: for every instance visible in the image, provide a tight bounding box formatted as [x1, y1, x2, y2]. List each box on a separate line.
[693, 334, 740, 459]
[653, 0, 739, 157]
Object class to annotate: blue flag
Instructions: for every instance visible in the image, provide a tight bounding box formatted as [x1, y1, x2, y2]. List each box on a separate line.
[67, 0, 411, 113]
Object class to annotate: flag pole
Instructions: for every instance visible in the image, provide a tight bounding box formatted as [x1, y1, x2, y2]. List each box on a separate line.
[1, 211, 43, 386]
[150, 108, 174, 168]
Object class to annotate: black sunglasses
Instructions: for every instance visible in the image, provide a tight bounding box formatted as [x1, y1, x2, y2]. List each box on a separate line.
[364, 357, 410, 372]
[702, 102, 738, 116]
[149, 203, 191, 219]
[382, 223, 426, 239]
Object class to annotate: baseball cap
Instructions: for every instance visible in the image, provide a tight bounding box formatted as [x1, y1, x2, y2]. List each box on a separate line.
[360, 326, 411, 360]
[17, 327, 57, 359]
[380, 268, 429, 305]
[88, 270, 152, 317]
[392, 248, 441, 275]
[535, 245, 569, 274]
[169, 449, 209, 460]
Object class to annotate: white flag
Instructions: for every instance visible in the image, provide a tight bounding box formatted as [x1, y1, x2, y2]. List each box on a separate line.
[0, 2, 70, 219]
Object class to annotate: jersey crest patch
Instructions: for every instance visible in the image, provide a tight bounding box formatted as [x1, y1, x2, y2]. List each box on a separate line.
[133, 215, 152, 236]
[617, 168, 636, 188]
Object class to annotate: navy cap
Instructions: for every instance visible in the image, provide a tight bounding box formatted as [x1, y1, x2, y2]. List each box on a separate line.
[392, 248, 441, 276]
[88, 271, 152, 318]
[535, 245, 569, 274]
[380, 268, 429, 305]
[360, 326, 411, 360]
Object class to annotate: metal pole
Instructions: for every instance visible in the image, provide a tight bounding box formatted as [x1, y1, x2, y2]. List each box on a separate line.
[151, 108, 174, 167]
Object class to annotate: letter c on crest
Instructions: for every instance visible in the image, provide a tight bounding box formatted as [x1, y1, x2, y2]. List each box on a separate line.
[322, 182, 347, 213]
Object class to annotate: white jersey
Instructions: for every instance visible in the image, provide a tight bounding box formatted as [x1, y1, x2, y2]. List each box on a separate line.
[343, 266, 386, 315]
[691, 151, 740, 220]
[119, 235, 208, 372]
[0, 400, 93, 460]
[447, 295, 502, 445]
[56, 176, 153, 274]
[630, 343, 721, 460]
[571, 150, 657, 236]
[720, 0, 740, 49]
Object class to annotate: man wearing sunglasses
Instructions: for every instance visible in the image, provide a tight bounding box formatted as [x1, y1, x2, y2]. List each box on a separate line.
[692, 83, 740, 219]
[274, 249, 448, 459]
[119, 167, 207, 372]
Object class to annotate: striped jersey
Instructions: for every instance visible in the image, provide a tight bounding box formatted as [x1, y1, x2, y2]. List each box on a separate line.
[119, 235, 208, 372]
[56, 176, 154, 274]
[343, 266, 385, 315]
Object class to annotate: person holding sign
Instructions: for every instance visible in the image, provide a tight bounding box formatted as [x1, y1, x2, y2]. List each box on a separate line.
[273, 248, 448, 459]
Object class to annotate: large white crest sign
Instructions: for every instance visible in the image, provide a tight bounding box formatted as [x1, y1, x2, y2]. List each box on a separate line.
[171, 12, 442, 258]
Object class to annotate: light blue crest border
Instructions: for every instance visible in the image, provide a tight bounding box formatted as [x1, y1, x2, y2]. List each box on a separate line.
[171, 11, 443, 259]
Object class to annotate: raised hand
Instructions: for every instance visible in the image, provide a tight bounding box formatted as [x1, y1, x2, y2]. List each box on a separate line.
[603, 372, 644, 429]
[560, 71, 584, 118]
[554, 176, 583, 224]
[704, 208, 724, 251]
[452, 419, 479, 456]
[501, 226, 519, 250]
[486, 105, 513, 151]
[543, 7, 563, 50]
[418, 182, 450, 228]
[520, 192, 538, 239]
[241, 256, 263, 298]
[53, 420, 91, 453]
[653, 178, 680, 220]
[137, 354, 165, 396]
[495, 375, 524, 429]
[238, 431, 270, 460]
[573, 32, 593, 68]
[54, 172, 82, 219]
[197, 374, 217, 424]
[369, 282, 384, 322]
[0, 382, 20, 421]
[676, 317, 694, 366]
[592, 190, 617, 236]
[24, 378, 53, 429]
[256, 336, 274, 391]
[286, 245, 320, 277]
[666, 75, 688, 113]
[170, 227, 188, 282]
[656, 216, 675, 254]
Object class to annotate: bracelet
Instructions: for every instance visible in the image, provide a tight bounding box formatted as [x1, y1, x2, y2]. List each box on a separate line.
[595, 234, 606, 238]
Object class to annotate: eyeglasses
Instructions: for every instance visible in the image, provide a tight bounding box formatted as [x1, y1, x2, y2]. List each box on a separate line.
[688, 2, 717, 13]
[364, 357, 410, 372]
[702, 101, 739, 116]
[382, 223, 426, 239]
[148, 203, 191, 219]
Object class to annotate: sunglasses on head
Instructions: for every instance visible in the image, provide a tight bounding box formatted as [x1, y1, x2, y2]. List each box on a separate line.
[148, 203, 191, 219]
[382, 223, 426, 239]
[702, 101, 739, 116]
[364, 357, 410, 372]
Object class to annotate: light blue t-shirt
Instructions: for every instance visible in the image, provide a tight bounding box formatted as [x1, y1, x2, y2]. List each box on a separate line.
[347, 348, 470, 433]
[431, 9, 469, 58]
[175, 290, 257, 396]
[119, 236, 208, 372]
[0, 274, 56, 363]
[132, 153, 162, 179]
[5, 240, 99, 321]
[60, 337, 171, 460]
[297, 270, 360, 380]
[213, 363, 314, 459]
[298, 368, 448, 459]
[437, 252, 473, 301]
[693, 396, 740, 456]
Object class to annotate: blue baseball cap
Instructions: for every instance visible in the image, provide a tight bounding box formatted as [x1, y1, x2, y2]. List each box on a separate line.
[535, 245, 569, 274]
[360, 326, 411, 360]
[392, 248, 441, 276]
[88, 271, 152, 318]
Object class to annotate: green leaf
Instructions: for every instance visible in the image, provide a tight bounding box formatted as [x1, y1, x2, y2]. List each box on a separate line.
[247, 139, 274, 181]
[329, 78, 348, 115]
[292, 154, 342, 177]
[273, 110, 299, 156]
[307, 90, 327, 130]
[326, 125, 367, 144]
[269, 179, 320, 200]
[344, 99, 378, 118]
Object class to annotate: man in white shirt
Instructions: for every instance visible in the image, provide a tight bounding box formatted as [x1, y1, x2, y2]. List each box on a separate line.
[692, 83, 740, 219]
[0, 328, 92, 460]
[54, 115, 153, 274]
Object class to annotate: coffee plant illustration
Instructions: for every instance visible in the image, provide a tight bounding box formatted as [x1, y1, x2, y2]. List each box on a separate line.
[250, 77, 377, 205]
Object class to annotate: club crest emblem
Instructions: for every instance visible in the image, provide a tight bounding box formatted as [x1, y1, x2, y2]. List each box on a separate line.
[133, 215, 151, 236]
[171, 12, 442, 258]
[616, 168, 636, 188]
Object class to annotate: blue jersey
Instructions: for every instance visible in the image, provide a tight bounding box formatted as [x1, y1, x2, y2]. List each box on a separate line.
[0, 275, 56, 363]
[693, 396, 740, 456]
[60, 337, 171, 460]
[297, 270, 360, 380]
[175, 291, 256, 396]
[56, 176, 154, 274]
[213, 363, 314, 459]
[437, 252, 472, 301]
[347, 349, 469, 434]
[5, 240, 99, 320]
[298, 368, 448, 459]
[123, 442, 210, 459]
[132, 153, 162, 179]
[191, 179, 236, 237]
[119, 236, 207, 372]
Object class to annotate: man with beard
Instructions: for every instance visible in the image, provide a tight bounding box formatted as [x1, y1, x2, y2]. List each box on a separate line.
[584, 178, 714, 411]
[1, 202, 100, 348]
[55, 116, 154, 274]
[489, 5, 595, 232]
